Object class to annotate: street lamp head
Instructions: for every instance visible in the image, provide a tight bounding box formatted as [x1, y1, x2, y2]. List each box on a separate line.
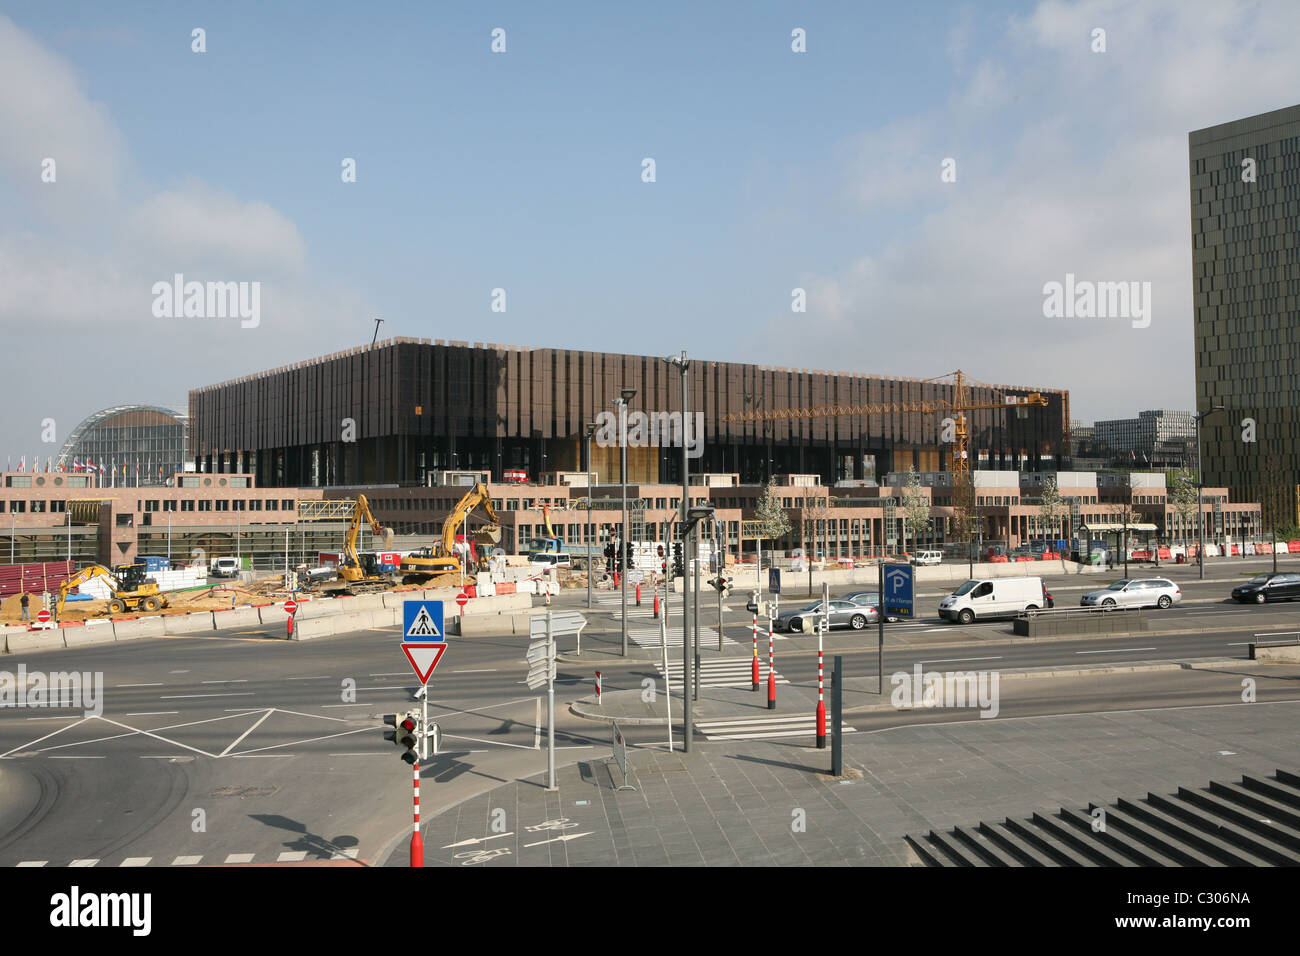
[585, 422, 597, 437]
[621, 387, 637, 403]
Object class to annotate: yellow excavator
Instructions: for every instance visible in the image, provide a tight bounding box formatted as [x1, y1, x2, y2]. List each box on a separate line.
[400, 482, 502, 585]
[56, 563, 170, 617]
[317, 494, 397, 593]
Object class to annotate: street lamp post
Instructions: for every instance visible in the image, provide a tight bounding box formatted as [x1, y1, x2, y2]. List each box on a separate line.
[665, 350, 692, 751]
[1195, 406, 1224, 581]
[615, 388, 637, 657]
[584, 422, 596, 611]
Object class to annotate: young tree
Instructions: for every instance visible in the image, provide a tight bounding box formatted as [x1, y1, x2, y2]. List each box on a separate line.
[754, 477, 792, 567]
[1258, 455, 1293, 573]
[1037, 476, 1067, 572]
[901, 467, 933, 555]
[949, 470, 978, 575]
[1168, 470, 1199, 549]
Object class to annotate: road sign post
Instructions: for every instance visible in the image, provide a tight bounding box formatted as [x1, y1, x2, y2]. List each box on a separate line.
[877, 562, 884, 694]
[750, 590, 760, 691]
[660, 613, 673, 752]
[767, 594, 778, 710]
[399, 600, 448, 863]
[816, 582, 828, 749]
[831, 655, 843, 776]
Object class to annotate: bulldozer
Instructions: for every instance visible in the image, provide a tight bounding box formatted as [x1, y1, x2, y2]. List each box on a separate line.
[400, 482, 501, 586]
[57, 563, 170, 618]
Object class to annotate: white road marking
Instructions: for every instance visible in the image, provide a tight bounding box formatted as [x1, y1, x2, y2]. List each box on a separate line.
[443, 733, 534, 750]
[225, 853, 255, 864]
[229, 754, 293, 758]
[917, 656, 1004, 665]
[171, 856, 203, 865]
[69, 859, 99, 866]
[16, 861, 47, 867]
[120, 857, 151, 867]
[1075, 647, 1157, 655]
[277, 851, 308, 862]
[524, 831, 593, 848]
[443, 833, 514, 849]
[48, 755, 105, 759]
[168, 670, 190, 674]
[369, 672, 409, 677]
[321, 703, 370, 708]
[116, 683, 164, 688]
[451, 669, 498, 673]
[201, 680, 248, 684]
[24, 716, 80, 721]
[219, 709, 274, 757]
[331, 850, 360, 860]
[159, 692, 255, 699]
[329, 752, 388, 756]
[126, 712, 180, 717]
[227, 726, 371, 756]
[286, 676, 332, 680]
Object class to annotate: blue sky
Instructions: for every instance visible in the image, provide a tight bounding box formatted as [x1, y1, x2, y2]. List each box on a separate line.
[2, 0, 1299, 459]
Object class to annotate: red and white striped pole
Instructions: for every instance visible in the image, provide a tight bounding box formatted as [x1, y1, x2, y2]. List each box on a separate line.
[751, 605, 759, 692]
[815, 622, 826, 748]
[596, 670, 602, 706]
[410, 761, 423, 867]
[767, 601, 776, 710]
[653, 590, 660, 619]
[636, 582, 641, 606]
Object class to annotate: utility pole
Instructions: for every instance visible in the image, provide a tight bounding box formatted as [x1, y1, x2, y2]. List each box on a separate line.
[585, 422, 596, 611]
[665, 350, 692, 751]
[616, 388, 636, 657]
[1195, 406, 1224, 580]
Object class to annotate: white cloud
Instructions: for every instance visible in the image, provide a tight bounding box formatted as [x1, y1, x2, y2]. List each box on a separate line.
[765, 0, 1300, 421]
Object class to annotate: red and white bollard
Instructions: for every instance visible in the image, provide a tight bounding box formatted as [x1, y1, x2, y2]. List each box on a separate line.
[767, 615, 776, 710]
[635, 583, 641, 606]
[286, 614, 294, 638]
[596, 670, 602, 706]
[653, 591, 660, 619]
[410, 761, 423, 867]
[751, 610, 759, 692]
[815, 626, 826, 749]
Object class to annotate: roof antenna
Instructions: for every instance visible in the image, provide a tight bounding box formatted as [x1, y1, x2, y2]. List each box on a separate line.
[371, 317, 384, 345]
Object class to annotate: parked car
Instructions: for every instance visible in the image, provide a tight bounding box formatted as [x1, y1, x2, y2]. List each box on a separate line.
[209, 556, 240, 578]
[843, 590, 899, 623]
[775, 600, 876, 633]
[939, 577, 1051, 624]
[1080, 578, 1181, 609]
[1231, 573, 1300, 604]
[910, 550, 943, 566]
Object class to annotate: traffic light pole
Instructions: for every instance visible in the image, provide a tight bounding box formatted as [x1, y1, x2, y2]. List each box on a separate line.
[411, 760, 422, 867]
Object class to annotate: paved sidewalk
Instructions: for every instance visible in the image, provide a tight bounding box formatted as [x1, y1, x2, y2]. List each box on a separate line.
[414, 694, 1300, 867]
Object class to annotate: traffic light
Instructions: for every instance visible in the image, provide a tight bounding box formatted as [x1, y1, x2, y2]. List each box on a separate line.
[604, 541, 616, 573]
[719, 572, 733, 599]
[384, 711, 420, 764]
[623, 541, 633, 571]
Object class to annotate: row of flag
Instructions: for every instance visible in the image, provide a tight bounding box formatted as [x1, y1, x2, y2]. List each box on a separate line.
[6, 456, 170, 478]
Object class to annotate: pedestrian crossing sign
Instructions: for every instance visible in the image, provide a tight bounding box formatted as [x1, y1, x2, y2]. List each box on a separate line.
[403, 600, 444, 641]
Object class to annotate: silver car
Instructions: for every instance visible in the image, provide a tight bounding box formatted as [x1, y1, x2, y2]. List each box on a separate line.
[1080, 578, 1182, 609]
[842, 591, 899, 623]
[775, 600, 877, 633]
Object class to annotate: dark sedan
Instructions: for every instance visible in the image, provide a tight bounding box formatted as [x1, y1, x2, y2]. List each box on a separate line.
[1231, 573, 1300, 604]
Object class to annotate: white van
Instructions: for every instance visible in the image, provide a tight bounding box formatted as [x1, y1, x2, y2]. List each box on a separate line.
[911, 550, 943, 566]
[939, 577, 1050, 624]
[210, 557, 240, 578]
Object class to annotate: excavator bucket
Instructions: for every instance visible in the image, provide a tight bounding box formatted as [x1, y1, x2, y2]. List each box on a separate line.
[474, 524, 502, 546]
[381, 527, 395, 548]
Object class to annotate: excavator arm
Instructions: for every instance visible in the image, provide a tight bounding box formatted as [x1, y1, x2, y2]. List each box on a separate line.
[439, 483, 501, 556]
[341, 494, 395, 581]
[56, 565, 117, 617]
[542, 504, 558, 539]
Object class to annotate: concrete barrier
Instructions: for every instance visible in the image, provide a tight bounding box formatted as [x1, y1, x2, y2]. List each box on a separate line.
[113, 617, 168, 641]
[459, 614, 515, 636]
[6, 630, 67, 653]
[1012, 609, 1148, 637]
[291, 617, 335, 641]
[1252, 642, 1300, 662]
[64, 627, 117, 648]
[461, 593, 531, 616]
[161, 612, 215, 634]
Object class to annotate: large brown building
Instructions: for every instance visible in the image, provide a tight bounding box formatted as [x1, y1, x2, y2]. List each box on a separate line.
[189, 338, 1071, 488]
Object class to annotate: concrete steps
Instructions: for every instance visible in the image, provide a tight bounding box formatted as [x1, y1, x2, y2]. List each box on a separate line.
[908, 768, 1300, 866]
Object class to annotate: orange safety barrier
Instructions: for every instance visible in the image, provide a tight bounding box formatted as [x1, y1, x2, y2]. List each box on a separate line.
[496, 581, 516, 595]
[1290, 541, 1300, 553]
[990, 555, 1009, 563]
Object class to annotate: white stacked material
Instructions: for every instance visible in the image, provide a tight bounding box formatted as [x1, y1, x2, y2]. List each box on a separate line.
[74, 566, 207, 600]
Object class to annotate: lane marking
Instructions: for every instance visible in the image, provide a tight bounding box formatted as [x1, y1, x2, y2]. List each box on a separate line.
[321, 703, 369, 708]
[120, 857, 151, 867]
[286, 676, 332, 680]
[917, 656, 1004, 665]
[201, 680, 249, 684]
[278, 851, 308, 862]
[126, 712, 179, 717]
[1075, 647, 1157, 655]
[225, 853, 255, 864]
[116, 683, 164, 688]
[16, 861, 47, 867]
[451, 669, 498, 673]
[219, 709, 274, 757]
[369, 672, 408, 677]
[69, 859, 99, 866]
[24, 716, 81, 721]
[172, 856, 202, 866]
[159, 693, 255, 699]
[445, 733, 534, 751]
[48, 755, 105, 759]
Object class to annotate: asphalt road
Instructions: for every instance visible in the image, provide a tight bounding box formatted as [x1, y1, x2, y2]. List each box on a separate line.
[1, 559, 1297, 869]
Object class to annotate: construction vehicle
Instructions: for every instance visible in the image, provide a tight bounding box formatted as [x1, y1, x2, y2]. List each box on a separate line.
[321, 494, 396, 593]
[525, 504, 603, 569]
[56, 563, 170, 617]
[400, 483, 501, 585]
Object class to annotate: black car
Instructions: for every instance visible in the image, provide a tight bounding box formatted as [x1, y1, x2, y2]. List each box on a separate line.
[1231, 573, 1300, 604]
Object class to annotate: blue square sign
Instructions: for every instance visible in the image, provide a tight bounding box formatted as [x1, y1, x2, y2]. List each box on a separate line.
[768, 567, 781, 594]
[403, 600, 445, 641]
[883, 564, 914, 619]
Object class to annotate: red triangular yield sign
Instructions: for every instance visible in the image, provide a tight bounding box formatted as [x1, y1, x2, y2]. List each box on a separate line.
[402, 643, 447, 683]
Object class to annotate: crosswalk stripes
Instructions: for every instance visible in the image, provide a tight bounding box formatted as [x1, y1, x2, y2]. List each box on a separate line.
[12, 850, 366, 867]
[658, 658, 789, 690]
[694, 714, 859, 741]
[628, 627, 722, 648]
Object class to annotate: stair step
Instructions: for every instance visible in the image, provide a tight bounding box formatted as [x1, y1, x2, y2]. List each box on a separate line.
[977, 820, 1056, 866]
[1055, 806, 1186, 866]
[1209, 780, 1300, 832]
[1117, 796, 1269, 866]
[902, 834, 953, 867]
[950, 825, 1015, 866]
[1001, 816, 1088, 866]
[1030, 810, 1136, 866]
[1175, 787, 1300, 856]
[1090, 803, 1222, 867]
[1146, 791, 1293, 865]
[1240, 772, 1300, 812]
[926, 827, 985, 866]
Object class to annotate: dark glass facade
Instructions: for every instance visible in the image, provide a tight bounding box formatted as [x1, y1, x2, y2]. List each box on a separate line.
[1190, 104, 1300, 519]
[190, 339, 1071, 488]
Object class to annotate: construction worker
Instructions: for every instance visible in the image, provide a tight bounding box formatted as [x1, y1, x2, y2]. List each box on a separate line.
[19, 591, 29, 622]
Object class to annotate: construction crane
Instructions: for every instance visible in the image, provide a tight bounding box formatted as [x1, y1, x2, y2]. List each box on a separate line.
[56, 563, 169, 617]
[719, 369, 1049, 481]
[400, 482, 502, 585]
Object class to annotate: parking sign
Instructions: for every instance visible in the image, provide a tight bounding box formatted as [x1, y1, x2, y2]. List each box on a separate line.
[884, 564, 914, 618]
[768, 567, 781, 594]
